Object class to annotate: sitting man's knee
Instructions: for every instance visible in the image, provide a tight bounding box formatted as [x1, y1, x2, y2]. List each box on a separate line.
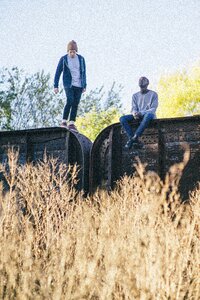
[119, 116, 125, 123]
[144, 112, 154, 119]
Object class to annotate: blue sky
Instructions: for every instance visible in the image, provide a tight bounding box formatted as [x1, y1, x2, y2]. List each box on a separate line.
[0, 0, 200, 112]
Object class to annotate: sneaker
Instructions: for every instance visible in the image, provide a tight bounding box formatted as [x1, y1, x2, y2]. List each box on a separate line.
[134, 140, 144, 149]
[60, 121, 68, 128]
[124, 137, 137, 150]
[68, 124, 78, 133]
[124, 136, 143, 150]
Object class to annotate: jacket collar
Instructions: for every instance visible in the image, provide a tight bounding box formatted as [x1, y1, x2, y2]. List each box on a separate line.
[64, 54, 82, 66]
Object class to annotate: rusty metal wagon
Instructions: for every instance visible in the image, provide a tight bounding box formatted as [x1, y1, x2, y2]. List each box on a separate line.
[90, 115, 200, 199]
[0, 115, 199, 198]
[0, 127, 92, 192]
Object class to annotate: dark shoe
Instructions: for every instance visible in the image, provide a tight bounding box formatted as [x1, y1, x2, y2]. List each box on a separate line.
[124, 136, 143, 150]
[133, 140, 144, 149]
[60, 121, 68, 128]
[124, 137, 137, 150]
[68, 124, 78, 133]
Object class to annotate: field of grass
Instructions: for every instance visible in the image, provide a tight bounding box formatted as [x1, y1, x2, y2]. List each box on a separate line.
[0, 151, 199, 299]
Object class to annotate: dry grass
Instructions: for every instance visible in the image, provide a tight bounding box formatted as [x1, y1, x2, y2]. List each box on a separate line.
[0, 150, 199, 300]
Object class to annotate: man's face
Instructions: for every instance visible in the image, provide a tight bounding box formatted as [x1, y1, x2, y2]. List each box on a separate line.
[139, 77, 149, 93]
[68, 50, 77, 58]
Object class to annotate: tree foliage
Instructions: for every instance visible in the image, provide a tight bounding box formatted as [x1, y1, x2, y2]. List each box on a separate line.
[0, 67, 123, 136]
[78, 81, 123, 117]
[157, 63, 200, 118]
[76, 107, 121, 141]
[0, 67, 64, 130]
[77, 82, 123, 140]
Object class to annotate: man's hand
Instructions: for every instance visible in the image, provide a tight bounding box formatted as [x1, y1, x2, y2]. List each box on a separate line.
[54, 88, 59, 94]
[133, 112, 142, 119]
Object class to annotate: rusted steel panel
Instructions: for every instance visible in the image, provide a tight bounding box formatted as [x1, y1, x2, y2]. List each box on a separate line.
[159, 117, 200, 198]
[90, 116, 200, 199]
[0, 127, 92, 192]
[90, 121, 160, 192]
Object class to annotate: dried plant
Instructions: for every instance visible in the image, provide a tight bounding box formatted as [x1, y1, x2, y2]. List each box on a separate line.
[0, 149, 199, 299]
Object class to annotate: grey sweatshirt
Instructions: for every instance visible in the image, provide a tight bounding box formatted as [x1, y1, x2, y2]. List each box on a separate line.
[131, 90, 158, 117]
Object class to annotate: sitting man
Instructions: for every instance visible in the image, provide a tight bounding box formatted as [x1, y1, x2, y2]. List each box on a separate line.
[120, 76, 158, 149]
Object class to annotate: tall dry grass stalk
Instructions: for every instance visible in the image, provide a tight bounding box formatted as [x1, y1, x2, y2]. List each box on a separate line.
[0, 149, 199, 299]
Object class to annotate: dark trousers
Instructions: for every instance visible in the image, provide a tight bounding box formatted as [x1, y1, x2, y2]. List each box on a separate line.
[120, 113, 155, 138]
[63, 86, 83, 121]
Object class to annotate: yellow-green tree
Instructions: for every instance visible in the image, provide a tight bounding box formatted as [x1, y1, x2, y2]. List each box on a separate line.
[157, 63, 200, 118]
[76, 108, 120, 141]
[76, 82, 123, 141]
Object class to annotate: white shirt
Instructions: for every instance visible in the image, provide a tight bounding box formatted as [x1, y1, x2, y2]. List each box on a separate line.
[67, 55, 82, 87]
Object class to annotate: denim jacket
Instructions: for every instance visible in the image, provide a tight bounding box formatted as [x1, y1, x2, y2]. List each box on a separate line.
[54, 54, 86, 89]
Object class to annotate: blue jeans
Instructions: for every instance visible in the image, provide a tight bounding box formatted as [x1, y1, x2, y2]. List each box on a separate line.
[120, 113, 155, 139]
[63, 86, 83, 121]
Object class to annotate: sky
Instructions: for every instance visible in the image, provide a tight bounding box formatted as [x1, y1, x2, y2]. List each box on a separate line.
[0, 0, 200, 112]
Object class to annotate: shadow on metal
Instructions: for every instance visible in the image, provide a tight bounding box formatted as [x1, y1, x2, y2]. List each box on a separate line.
[90, 115, 200, 200]
[0, 127, 92, 192]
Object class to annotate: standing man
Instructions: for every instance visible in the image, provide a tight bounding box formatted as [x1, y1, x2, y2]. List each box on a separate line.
[54, 40, 86, 132]
[120, 77, 158, 149]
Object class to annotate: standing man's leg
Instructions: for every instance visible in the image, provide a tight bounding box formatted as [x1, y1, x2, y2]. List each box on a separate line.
[68, 86, 83, 132]
[69, 87, 82, 122]
[61, 88, 74, 127]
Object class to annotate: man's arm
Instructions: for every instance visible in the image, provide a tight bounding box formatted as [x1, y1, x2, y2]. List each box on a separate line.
[82, 57, 87, 90]
[131, 94, 141, 119]
[54, 57, 63, 92]
[131, 94, 138, 115]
